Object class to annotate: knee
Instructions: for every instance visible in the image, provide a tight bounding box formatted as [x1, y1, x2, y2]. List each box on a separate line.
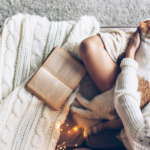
[79, 37, 98, 58]
[79, 35, 105, 59]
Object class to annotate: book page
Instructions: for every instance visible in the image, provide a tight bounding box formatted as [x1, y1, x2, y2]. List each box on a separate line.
[26, 67, 72, 110]
[43, 47, 87, 90]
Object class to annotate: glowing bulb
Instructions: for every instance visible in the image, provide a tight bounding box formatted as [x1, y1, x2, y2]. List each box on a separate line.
[64, 146, 66, 148]
[84, 129, 87, 137]
[75, 144, 78, 147]
[73, 126, 78, 132]
[60, 129, 63, 131]
[68, 130, 70, 133]
[56, 123, 60, 129]
[66, 124, 69, 126]
[63, 142, 65, 144]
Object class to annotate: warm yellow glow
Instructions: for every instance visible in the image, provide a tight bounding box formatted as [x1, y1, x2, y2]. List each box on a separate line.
[66, 124, 69, 126]
[63, 146, 66, 148]
[73, 126, 78, 132]
[63, 142, 65, 144]
[84, 129, 87, 137]
[60, 129, 63, 131]
[56, 123, 60, 129]
[68, 130, 70, 133]
[75, 144, 78, 147]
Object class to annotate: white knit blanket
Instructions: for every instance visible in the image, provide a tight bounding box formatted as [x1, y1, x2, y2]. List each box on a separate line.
[0, 13, 100, 150]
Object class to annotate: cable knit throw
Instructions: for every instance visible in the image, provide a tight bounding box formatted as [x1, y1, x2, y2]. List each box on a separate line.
[0, 13, 100, 150]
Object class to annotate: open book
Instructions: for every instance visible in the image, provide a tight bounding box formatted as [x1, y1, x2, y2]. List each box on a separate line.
[25, 46, 87, 110]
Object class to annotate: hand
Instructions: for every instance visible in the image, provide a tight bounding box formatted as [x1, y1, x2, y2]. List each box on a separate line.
[126, 27, 141, 59]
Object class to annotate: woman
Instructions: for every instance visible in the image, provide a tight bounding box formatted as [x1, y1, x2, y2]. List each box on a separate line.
[79, 27, 150, 149]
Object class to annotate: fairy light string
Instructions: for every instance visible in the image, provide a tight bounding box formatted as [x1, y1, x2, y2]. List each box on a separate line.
[56, 122, 84, 150]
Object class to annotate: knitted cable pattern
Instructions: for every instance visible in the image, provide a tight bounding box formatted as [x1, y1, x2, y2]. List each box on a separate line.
[1, 15, 23, 99]
[0, 13, 100, 150]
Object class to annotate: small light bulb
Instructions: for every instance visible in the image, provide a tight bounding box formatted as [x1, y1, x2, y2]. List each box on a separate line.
[75, 144, 77, 147]
[73, 126, 78, 132]
[84, 129, 87, 137]
[66, 124, 69, 126]
[63, 142, 65, 144]
[56, 123, 60, 129]
[68, 130, 70, 133]
[60, 129, 63, 131]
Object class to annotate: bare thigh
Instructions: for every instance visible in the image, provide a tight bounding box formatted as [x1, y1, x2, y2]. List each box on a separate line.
[79, 35, 121, 92]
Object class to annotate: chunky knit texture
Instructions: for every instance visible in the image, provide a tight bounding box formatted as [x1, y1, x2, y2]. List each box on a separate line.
[0, 13, 100, 150]
[114, 58, 150, 150]
[91, 29, 150, 150]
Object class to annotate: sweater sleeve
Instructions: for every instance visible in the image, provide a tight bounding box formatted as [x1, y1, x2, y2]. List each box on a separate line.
[142, 102, 150, 114]
[114, 58, 149, 150]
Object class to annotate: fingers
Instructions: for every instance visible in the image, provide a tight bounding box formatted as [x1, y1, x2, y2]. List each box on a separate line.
[133, 27, 139, 37]
[76, 93, 92, 110]
[136, 26, 140, 32]
[71, 106, 94, 119]
[135, 26, 140, 36]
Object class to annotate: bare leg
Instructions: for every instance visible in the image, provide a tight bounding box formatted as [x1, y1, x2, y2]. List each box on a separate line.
[79, 35, 121, 92]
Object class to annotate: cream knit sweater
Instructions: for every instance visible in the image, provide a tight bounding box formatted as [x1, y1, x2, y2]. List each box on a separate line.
[0, 13, 100, 150]
[114, 58, 150, 150]
[98, 28, 150, 150]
